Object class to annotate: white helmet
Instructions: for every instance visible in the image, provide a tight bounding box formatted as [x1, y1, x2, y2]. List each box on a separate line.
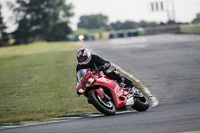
[77, 48, 91, 65]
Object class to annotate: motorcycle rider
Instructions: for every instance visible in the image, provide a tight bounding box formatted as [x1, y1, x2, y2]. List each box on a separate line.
[76, 48, 134, 93]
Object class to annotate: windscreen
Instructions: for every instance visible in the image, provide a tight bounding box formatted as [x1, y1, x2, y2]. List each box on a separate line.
[77, 69, 87, 83]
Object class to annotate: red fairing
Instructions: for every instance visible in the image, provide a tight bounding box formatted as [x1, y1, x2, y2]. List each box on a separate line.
[93, 78, 129, 110]
[76, 68, 93, 92]
[88, 88, 104, 99]
[76, 68, 131, 110]
[76, 82, 83, 92]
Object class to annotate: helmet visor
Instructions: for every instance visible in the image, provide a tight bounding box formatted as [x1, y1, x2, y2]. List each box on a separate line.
[77, 56, 88, 63]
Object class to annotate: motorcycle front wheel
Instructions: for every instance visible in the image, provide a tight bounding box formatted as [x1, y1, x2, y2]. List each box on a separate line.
[88, 91, 116, 116]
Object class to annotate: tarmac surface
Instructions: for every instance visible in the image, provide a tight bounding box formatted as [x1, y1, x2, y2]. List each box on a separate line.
[1, 34, 200, 133]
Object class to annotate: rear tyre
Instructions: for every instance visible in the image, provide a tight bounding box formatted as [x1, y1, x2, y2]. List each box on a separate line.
[132, 87, 149, 112]
[88, 91, 116, 116]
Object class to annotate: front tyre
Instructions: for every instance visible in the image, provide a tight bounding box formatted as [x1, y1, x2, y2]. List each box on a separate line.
[88, 91, 116, 116]
[132, 87, 149, 112]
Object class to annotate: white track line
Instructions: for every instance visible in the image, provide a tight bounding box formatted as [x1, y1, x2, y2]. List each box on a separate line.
[178, 131, 200, 133]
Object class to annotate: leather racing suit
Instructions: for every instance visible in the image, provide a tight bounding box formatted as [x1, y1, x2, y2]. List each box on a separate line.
[76, 54, 134, 88]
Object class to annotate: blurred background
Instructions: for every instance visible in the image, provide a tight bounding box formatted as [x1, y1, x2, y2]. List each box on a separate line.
[0, 0, 200, 45]
[0, 0, 200, 124]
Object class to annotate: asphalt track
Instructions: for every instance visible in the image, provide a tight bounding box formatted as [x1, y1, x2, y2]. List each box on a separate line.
[1, 34, 200, 133]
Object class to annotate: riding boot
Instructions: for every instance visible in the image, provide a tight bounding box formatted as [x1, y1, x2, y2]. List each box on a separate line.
[105, 70, 134, 88]
[120, 76, 134, 88]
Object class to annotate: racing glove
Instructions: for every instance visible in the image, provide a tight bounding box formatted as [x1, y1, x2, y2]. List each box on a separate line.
[98, 62, 111, 72]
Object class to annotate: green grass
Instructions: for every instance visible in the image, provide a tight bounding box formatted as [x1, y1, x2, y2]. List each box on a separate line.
[0, 41, 79, 56]
[0, 42, 97, 123]
[180, 23, 200, 34]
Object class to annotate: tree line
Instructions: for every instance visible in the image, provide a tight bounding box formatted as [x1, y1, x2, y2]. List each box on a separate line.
[0, 4, 9, 46]
[0, 0, 74, 46]
[77, 14, 158, 31]
[77, 13, 200, 31]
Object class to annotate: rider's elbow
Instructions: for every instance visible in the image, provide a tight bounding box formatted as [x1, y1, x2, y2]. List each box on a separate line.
[104, 61, 111, 70]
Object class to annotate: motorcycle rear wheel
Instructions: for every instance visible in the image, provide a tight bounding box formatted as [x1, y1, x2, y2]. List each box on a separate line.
[132, 87, 149, 112]
[88, 91, 116, 116]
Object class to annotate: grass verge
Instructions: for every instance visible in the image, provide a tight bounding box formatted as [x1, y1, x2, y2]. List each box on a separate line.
[0, 41, 79, 56]
[0, 42, 98, 123]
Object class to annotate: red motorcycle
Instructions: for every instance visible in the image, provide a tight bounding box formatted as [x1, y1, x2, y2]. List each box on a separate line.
[76, 68, 149, 116]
